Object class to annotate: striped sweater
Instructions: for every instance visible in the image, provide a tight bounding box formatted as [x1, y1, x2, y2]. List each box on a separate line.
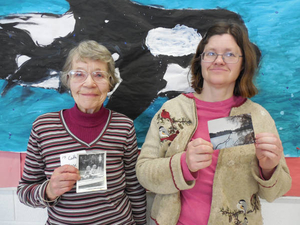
[17, 110, 147, 225]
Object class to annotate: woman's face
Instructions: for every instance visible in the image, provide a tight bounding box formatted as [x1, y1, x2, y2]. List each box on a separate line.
[201, 34, 243, 92]
[69, 58, 110, 114]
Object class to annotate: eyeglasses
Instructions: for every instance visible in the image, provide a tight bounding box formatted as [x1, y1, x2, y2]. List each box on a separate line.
[201, 51, 243, 64]
[68, 70, 109, 83]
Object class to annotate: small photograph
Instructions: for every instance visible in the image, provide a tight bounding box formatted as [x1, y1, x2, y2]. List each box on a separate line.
[208, 113, 255, 150]
[77, 152, 107, 193]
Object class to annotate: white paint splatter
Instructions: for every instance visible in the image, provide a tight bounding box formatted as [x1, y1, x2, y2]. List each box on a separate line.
[146, 24, 202, 57]
[1, 12, 75, 46]
[105, 20, 109, 23]
[30, 76, 60, 89]
[112, 53, 119, 61]
[280, 111, 285, 115]
[107, 68, 122, 97]
[158, 63, 194, 94]
[291, 93, 294, 98]
[16, 55, 31, 67]
[49, 70, 58, 76]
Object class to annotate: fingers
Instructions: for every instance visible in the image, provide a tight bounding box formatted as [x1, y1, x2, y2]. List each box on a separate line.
[255, 133, 282, 171]
[256, 133, 281, 145]
[57, 165, 80, 175]
[186, 138, 214, 172]
[47, 165, 81, 199]
[256, 143, 280, 156]
[52, 165, 81, 182]
[191, 138, 214, 149]
[255, 133, 283, 155]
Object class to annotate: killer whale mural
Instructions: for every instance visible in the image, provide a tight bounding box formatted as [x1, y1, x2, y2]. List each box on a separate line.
[0, 0, 299, 156]
[0, 0, 245, 150]
[0, 0, 243, 117]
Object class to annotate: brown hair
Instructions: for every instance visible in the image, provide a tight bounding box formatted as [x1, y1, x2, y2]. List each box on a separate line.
[190, 22, 260, 98]
[60, 40, 119, 91]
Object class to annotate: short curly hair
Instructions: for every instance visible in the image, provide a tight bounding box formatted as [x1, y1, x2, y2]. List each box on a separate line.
[60, 40, 119, 91]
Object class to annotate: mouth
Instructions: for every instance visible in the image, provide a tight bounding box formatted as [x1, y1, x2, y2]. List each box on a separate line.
[81, 93, 99, 97]
[210, 67, 228, 72]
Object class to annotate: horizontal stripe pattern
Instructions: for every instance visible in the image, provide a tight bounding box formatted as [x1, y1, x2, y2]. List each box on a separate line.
[17, 111, 146, 225]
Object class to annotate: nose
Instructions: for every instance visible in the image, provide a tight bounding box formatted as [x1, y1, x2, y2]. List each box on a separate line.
[83, 74, 96, 86]
[214, 54, 225, 64]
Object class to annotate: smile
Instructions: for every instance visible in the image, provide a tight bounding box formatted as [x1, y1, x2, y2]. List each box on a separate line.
[81, 93, 98, 96]
[210, 68, 228, 72]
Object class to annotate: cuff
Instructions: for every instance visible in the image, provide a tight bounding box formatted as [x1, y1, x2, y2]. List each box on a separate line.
[40, 180, 60, 206]
[170, 153, 196, 191]
[180, 152, 198, 181]
[252, 160, 279, 188]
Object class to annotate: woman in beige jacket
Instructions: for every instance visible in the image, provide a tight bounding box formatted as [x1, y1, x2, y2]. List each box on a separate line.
[136, 21, 291, 225]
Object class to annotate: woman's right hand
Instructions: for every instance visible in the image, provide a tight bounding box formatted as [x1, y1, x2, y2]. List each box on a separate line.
[186, 138, 214, 172]
[46, 165, 81, 200]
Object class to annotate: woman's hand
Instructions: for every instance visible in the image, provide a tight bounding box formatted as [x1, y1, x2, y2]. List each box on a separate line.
[46, 165, 81, 200]
[186, 138, 214, 172]
[255, 133, 283, 180]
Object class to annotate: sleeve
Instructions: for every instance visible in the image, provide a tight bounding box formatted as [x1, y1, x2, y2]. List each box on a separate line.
[124, 123, 147, 224]
[136, 108, 195, 195]
[250, 108, 292, 202]
[17, 126, 59, 208]
[180, 152, 198, 181]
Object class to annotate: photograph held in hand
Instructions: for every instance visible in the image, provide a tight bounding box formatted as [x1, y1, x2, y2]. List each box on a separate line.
[208, 113, 255, 150]
[77, 152, 107, 193]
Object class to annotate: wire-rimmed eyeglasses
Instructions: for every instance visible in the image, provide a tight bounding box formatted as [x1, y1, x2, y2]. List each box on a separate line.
[201, 51, 243, 64]
[68, 70, 109, 83]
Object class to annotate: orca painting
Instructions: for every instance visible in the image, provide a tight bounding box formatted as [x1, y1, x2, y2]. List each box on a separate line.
[0, 0, 244, 118]
[0, 0, 299, 156]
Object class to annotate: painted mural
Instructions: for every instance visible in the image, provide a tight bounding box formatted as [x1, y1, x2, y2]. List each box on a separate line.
[0, 0, 299, 157]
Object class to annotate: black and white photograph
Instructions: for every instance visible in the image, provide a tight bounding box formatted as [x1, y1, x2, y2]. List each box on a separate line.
[77, 152, 107, 193]
[208, 114, 255, 150]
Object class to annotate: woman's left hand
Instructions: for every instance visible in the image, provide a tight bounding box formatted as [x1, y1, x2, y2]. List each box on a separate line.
[255, 133, 283, 179]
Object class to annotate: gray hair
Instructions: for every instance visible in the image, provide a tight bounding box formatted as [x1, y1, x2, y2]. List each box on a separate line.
[61, 40, 119, 91]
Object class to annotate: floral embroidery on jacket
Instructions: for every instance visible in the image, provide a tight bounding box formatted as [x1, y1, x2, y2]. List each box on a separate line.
[220, 194, 260, 224]
[157, 109, 192, 142]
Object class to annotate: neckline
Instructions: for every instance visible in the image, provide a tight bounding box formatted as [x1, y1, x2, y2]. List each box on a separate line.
[68, 104, 109, 127]
[60, 105, 111, 146]
[184, 92, 246, 108]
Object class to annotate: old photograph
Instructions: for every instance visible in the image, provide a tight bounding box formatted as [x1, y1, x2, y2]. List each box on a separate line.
[208, 113, 255, 150]
[76, 151, 107, 193]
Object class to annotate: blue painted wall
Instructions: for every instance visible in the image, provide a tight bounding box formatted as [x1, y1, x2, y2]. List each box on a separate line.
[0, 0, 299, 156]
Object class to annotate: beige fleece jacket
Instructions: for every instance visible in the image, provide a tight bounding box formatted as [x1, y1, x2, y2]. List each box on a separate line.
[136, 94, 291, 225]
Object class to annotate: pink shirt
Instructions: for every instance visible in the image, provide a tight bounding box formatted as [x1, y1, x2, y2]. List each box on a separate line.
[177, 93, 246, 225]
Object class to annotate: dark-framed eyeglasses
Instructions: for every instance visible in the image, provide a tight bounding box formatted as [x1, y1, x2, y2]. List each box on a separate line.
[68, 70, 109, 83]
[201, 51, 243, 64]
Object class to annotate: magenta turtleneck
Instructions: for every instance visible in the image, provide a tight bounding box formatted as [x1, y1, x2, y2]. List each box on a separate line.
[62, 104, 109, 144]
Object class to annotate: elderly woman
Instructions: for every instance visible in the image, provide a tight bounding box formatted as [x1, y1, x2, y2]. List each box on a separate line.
[136, 22, 291, 225]
[17, 40, 146, 225]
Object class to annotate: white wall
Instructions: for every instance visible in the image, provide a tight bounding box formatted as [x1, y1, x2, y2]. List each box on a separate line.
[1, 188, 299, 225]
[0, 188, 47, 225]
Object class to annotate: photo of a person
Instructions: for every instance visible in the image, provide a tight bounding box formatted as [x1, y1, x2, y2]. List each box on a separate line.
[77, 153, 106, 192]
[83, 165, 92, 179]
